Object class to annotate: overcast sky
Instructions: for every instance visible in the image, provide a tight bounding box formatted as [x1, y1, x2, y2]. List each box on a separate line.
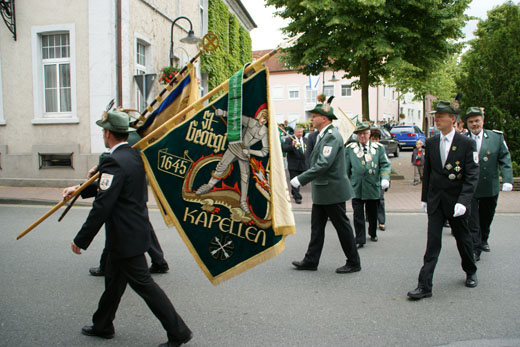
[241, 0, 513, 51]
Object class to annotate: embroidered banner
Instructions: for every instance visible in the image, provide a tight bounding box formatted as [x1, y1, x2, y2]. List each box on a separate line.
[140, 68, 295, 285]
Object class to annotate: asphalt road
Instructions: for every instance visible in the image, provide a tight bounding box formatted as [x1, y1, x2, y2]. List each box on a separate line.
[1, 205, 519, 347]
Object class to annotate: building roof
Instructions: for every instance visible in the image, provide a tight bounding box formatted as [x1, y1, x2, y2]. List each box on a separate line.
[252, 49, 293, 72]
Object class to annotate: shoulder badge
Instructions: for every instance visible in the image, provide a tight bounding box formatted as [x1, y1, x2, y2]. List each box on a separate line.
[322, 145, 332, 157]
[328, 129, 333, 134]
[347, 142, 356, 148]
[99, 173, 114, 191]
[492, 129, 503, 134]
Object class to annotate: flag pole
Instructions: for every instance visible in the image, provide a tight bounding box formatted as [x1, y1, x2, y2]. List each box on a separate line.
[16, 173, 100, 240]
[135, 47, 282, 150]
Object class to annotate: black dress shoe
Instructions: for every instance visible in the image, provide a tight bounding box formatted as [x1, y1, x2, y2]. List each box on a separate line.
[465, 273, 478, 288]
[482, 243, 490, 252]
[81, 326, 114, 339]
[335, 264, 361, 274]
[295, 198, 302, 204]
[89, 267, 105, 277]
[291, 260, 317, 271]
[150, 262, 170, 274]
[407, 287, 432, 300]
[474, 252, 480, 262]
[159, 331, 193, 347]
[379, 224, 385, 231]
[357, 243, 364, 248]
[370, 236, 378, 242]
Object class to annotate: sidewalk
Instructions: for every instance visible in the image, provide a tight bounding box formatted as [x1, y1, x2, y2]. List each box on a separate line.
[1, 151, 519, 213]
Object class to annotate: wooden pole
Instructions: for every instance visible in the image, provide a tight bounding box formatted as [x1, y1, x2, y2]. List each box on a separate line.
[16, 173, 99, 240]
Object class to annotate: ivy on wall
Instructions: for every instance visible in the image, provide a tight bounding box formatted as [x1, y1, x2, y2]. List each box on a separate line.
[201, 0, 253, 94]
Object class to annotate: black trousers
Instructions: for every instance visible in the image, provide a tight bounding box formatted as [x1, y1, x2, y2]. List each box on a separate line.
[99, 228, 166, 270]
[303, 202, 360, 267]
[469, 195, 498, 254]
[92, 253, 190, 341]
[418, 205, 477, 292]
[288, 169, 304, 201]
[352, 198, 379, 244]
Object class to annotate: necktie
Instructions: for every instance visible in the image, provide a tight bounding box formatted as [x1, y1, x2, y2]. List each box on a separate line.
[300, 139, 305, 153]
[475, 134, 481, 153]
[363, 145, 367, 154]
[440, 136, 448, 166]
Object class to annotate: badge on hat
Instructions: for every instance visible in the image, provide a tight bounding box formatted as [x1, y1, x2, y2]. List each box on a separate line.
[99, 173, 114, 190]
[322, 146, 332, 157]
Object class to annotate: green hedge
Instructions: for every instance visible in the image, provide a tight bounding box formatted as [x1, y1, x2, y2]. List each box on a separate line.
[201, 0, 253, 96]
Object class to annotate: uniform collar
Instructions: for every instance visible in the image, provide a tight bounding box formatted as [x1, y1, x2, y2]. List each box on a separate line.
[109, 142, 128, 154]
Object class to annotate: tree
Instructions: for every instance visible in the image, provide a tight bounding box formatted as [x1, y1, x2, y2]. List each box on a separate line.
[266, 0, 470, 121]
[456, 1, 520, 163]
[389, 53, 461, 132]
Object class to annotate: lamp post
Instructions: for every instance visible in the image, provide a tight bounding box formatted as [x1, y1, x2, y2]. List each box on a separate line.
[329, 72, 340, 82]
[169, 16, 201, 67]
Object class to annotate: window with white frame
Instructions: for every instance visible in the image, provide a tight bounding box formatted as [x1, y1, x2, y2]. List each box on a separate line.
[42, 33, 71, 113]
[323, 85, 334, 98]
[31, 24, 77, 123]
[341, 84, 352, 97]
[135, 39, 149, 113]
[305, 86, 317, 105]
[288, 85, 300, 100]
[271, 85, 284, 100]
[200, 0, 205, 36]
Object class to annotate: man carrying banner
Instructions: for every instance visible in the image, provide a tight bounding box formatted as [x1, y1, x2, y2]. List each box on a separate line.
[63, 111, 192, 346]
[290, 97, 361, 273]
[87, 125, 169, 277]
[195, 107, 269, 214]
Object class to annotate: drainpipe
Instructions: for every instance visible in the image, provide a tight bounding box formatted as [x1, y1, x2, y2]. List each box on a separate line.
[116, 0, 123, 106]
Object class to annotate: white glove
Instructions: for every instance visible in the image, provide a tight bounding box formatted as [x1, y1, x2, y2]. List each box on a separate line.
[290, 176, 301, 188]
[453, 203, 466, 217]
[381, 179, 390, 190]
[502, 183, 513, 192]
[421, 202, 427, 213]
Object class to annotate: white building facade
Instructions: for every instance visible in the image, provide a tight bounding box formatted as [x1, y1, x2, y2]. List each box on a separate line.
[0, 0, 253, 186]
[255, 50, 423, 129]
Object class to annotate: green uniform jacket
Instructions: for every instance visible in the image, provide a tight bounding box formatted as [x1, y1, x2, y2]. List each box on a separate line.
[345, 141, 391, 200]
[469, 129, 513, 198]
[297, 125, 354, 205]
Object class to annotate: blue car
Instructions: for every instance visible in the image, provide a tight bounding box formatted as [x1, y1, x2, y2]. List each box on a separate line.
[390, 125, 426, 149]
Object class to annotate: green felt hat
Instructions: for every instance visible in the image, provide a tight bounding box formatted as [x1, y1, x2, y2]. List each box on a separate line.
[463, 107, 484, 122]
[354, 122, 371, 134]
[96, 110, 136, 133]
[307, 96, 337, 120]
[429, 100, 461, 115]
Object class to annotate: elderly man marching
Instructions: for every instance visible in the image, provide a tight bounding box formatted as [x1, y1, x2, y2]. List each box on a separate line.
[290, 97, 361, 274]
[464, 107, 513, 260]
[345, 123, 391, 248]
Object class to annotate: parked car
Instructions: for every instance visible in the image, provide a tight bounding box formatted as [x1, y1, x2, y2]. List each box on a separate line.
[390, 125, 426, 149]
[429, 125, 440, 137]
[345, 127, 400, 157]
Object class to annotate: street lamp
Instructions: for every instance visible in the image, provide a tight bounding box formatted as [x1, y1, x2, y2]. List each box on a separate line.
[169, 16, 201, 67]
[329, 72, 340, 82]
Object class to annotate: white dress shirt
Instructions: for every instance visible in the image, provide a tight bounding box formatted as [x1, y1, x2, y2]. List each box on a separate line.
[471, 130, 483, 153]
[440, 129, 455, 165]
